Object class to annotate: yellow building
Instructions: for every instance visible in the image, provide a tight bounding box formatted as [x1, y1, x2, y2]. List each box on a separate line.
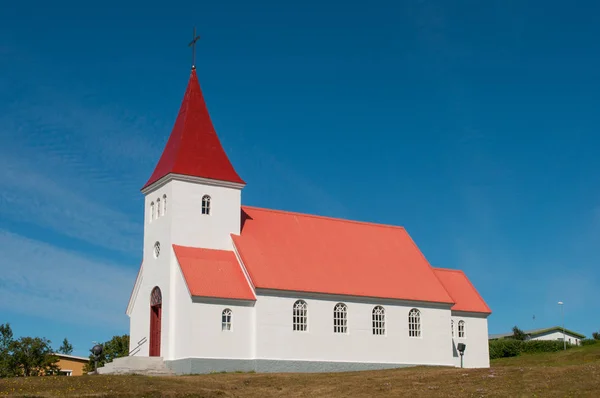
[55, 354, 89, 376]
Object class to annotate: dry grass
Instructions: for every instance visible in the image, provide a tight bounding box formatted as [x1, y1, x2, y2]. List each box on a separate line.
[1, 344, 599, 397]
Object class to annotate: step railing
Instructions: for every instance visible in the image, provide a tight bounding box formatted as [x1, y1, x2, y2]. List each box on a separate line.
[128, 336, 147, 356]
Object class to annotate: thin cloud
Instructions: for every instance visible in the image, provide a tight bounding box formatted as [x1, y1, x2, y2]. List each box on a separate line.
[0, 230, 135, 327]
[0, 153, 141, 254]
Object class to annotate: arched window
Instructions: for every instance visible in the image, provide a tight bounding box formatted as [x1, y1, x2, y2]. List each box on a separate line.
[156, 198, 161, 217]
[333, 303, 348, 333]
[222, 308, 232, 331]
[372, 306, 385, 335]
[151, 286, 162, 306]
[458, 320, 465, 338]
[201, 195, 211, 215]
[153, 241, 161, 259]
[163, 195, 167, 215]
[451, 319, 455, 338]
[150, 202, 155, 222]
[408, 308, 421, 337]
[293, 300, 307, 331]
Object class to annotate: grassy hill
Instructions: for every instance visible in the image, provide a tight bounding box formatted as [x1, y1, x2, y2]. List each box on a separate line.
[1, 343, 599, 397]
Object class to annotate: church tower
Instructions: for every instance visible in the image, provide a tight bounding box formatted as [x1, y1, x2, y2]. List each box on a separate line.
[131, 67, 245, 359]
[141, 67, 245, 253]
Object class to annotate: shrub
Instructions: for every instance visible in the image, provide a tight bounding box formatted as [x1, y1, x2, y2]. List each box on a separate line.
[489, 339, 523, 359]
[581, 339, 598, 346]
[489, 339, 571, 359]
[520, 340, 565, 354]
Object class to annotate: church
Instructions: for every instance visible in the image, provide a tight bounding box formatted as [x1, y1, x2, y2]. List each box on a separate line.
[124, 64, 492, 374]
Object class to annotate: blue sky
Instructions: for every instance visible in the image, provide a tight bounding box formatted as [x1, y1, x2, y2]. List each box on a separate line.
[1, 0, 599, 356]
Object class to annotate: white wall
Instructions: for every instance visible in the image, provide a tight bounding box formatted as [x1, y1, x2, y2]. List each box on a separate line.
[254, 292, 455, 366]
[169, 259, 256, 360]
[451, 312, 490, 368]
[531, 331, 581, 346]
[129, 177, 244, 359]
[128, 264, 149, 356]
[170, 179, 242, 251]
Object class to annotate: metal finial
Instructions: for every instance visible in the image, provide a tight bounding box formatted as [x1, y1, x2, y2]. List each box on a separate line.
[188, 27, 201, 70]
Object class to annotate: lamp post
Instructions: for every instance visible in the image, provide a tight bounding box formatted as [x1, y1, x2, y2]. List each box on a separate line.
[558, 301, 565, 350]
[457, 343, 466, 368]
[91, 344, 103, 373]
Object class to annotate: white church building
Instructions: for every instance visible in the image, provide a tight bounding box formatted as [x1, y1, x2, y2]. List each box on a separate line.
[124, 66, 492, 374]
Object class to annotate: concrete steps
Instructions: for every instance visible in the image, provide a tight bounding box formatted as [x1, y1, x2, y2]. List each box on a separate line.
[96, 356, 174, 376]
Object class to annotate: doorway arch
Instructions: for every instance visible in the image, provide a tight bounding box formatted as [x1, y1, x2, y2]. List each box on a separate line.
[149, 286, 162, 357]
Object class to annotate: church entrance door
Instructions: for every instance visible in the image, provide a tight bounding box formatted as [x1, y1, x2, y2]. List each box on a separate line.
[149, 287, 162, 357]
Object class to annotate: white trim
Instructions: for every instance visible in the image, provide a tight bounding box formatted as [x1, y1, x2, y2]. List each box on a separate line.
[126, 262, 144, 316]
[451, 310, 490, 318]
[230, 238, 256, 291]
[142, 173, 245, 194]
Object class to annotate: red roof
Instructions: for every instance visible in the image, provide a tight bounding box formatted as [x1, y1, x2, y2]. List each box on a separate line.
[433, 268, 491, 314]
[173, 245, 255, 301]
[142, 69, 244, 190]
[231, 206, 455, 304]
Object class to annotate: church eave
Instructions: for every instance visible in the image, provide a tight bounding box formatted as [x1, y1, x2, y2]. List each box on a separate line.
[141, 172, 246, 194]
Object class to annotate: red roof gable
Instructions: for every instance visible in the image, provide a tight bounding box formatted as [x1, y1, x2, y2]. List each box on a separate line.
[231, 206, 455, 304]
[433, 268, 491, 314]
[142, 69, 244, 190]
[173, 245, 255, 301]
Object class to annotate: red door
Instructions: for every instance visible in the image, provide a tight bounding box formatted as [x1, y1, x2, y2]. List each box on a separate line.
[149, 287, 162, 357]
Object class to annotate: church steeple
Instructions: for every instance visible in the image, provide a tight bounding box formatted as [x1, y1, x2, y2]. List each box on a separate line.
[142, 68, 245, 190]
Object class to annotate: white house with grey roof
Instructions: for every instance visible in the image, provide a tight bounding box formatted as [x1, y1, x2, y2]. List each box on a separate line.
[489, 326, 586, 346]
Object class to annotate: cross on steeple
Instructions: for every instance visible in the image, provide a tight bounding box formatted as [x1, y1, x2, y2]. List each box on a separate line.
[188, 27, 201, 70]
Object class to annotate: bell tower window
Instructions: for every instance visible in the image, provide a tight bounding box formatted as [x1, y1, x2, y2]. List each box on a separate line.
[201, 195, 211, 215]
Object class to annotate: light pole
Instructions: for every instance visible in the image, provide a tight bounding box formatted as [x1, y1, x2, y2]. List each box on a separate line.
[558, 301, 565, 350]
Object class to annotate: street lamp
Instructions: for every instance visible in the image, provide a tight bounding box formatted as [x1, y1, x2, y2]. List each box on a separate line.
[92, 344, 103, 373]
[558, 301, 565, 350]
[457, 343, 466, 368]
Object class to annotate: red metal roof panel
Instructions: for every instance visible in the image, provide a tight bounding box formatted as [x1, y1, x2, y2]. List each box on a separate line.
[173, 245, 255, 301]
[433, 268, 491, 314]
[232, 206, 455, 304]
[143, 69, 244, 190]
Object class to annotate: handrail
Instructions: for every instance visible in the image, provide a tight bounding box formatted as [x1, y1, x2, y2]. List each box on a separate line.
[128, 336, 148, 356]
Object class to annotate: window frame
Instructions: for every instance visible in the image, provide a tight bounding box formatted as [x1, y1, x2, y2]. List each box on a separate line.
[201, 195, 211, 215]
[221, 308, 232, 331]
[372, 306, 385, 335]
[458, 320, 465, 338]
[333, 303, 348, 334]
[293, 300, 308, 331]
[408, 308, 421, 338]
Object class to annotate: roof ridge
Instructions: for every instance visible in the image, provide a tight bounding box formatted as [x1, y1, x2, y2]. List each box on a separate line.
[433, 267, 465, 274]
[242, 205, 406, 231]
[455, 268, 492, 314]
[403, 236, 455, 305]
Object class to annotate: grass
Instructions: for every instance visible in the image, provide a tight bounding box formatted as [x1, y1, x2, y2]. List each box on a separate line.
[1, 344, 599, 397]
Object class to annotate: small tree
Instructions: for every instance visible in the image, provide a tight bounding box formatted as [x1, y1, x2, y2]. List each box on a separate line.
[11, 336, 59, 376]
[0, 323, 16, 377]
[83, 334, 129, 373]
[512, 326, 528, 341]
[593, 331, 600, 340]
[58, 338, 73, 355]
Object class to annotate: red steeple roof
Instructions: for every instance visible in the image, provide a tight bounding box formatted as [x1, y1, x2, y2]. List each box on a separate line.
[142, 69, 244, 190]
